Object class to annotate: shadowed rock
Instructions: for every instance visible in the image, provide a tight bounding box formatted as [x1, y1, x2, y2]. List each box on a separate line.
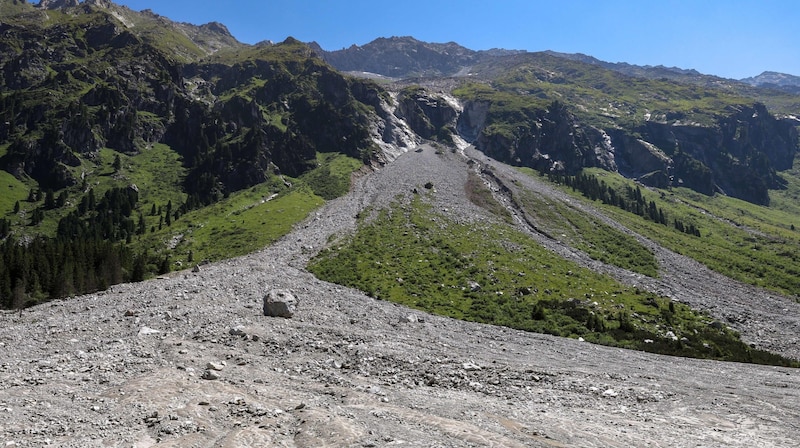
[263, 289, 297, 318]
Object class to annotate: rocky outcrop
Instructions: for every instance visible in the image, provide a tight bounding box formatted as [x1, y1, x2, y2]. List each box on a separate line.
[609, 131, 672, 188]
[461, 98, 797, 204]
[0, 133, 79, 190]
[394, 87, 459, 142]
[466, 100, 615, 174]
[37, 0, 79, 9]
[629, 103, 798, 204]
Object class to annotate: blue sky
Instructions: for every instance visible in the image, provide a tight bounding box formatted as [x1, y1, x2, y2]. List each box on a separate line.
[114, 0, 799, 79]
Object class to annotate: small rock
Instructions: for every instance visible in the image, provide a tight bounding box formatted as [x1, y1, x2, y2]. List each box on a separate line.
[206, 362, 225, 371]
[462, 362, 482, 371]
[399, 314, 418, 324]
[138, 327, 160, 337]
[201, 370, 220, 380]
[603, 389, 618, 397]
[229, 327, 247, 337]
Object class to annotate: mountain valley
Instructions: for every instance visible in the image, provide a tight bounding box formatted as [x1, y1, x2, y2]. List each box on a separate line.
[1, 1, 800, 445]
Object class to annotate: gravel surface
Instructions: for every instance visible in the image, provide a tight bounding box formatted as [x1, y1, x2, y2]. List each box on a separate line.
[1, 144, 798, 447]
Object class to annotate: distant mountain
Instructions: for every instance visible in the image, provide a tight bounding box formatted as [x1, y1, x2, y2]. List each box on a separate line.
[311, 36, 524, 78]
[740, 71, 800, 94]
[312, 37, 800, 205]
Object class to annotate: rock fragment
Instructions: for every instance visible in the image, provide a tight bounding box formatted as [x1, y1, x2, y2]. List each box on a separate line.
[206, 361, 225, 371]
[137, 326, 160, 337]
[201, 370, 220, 380]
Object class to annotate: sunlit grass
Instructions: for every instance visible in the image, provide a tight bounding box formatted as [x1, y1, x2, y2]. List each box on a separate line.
[308, 193, 797, 366]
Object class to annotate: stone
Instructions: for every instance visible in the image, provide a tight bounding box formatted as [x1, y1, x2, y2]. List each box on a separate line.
[603, 389, 618, 397]
[206, 362, 225, 371]
[399, 314, 418, 324]
[201, 370, 220, 380]
[263, 290, 298, 318]
[462, 362, 482, 371]
[229, 327, 247, 337]
[137, 327, 160, 337]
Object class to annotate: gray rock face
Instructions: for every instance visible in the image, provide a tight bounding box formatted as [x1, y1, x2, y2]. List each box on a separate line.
[37, 0, 80, 10]
[263, 289, 297, 318]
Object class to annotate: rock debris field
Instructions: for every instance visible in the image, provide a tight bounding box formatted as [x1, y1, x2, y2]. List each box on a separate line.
[1, 145, 799, 447]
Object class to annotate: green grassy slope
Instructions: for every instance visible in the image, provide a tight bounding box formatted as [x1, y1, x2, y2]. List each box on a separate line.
[308, 193, 796, 366]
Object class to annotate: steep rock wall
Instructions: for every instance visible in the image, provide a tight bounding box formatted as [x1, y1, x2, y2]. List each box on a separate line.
[459, 98, 798, 205]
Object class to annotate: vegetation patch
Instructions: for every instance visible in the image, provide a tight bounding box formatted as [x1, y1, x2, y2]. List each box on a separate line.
[545, 168, 800, 297]
[301, 153, 362, 200]
[513, 181, 659, 277]
[308, 194, 796, 366]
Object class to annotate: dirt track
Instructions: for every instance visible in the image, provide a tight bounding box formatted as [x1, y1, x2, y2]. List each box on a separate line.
[1, 145, 799, 447]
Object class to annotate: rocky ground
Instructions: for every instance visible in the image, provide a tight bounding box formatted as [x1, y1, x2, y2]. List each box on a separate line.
[1, 145, 799, 447]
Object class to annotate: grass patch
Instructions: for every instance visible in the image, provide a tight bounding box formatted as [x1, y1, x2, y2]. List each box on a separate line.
[0, 168, 30, 228]
[513, 169, 659, 277]
[308, 193, 796, 366]
[301, 152, 362, 200]
[548, 167, 800, 297]
[132, 178, 323, 267]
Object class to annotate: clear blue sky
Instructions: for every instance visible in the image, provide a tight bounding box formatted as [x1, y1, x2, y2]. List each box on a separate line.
[114, 0, 799, 79]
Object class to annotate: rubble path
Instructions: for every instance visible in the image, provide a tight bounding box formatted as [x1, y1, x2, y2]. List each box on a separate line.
[1, 145, 798, 447]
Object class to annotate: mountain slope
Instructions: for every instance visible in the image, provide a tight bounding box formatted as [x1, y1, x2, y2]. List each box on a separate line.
[311, 36, 523, 78]
[0, 0, 404, 305]
[741, 71, 800, 94]
[1, 3, 799, 361]
[1, 144, 798, 447]
[317, 38, 800, 205]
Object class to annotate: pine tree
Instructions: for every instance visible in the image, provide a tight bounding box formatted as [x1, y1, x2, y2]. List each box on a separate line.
[44, 190, 55, 209]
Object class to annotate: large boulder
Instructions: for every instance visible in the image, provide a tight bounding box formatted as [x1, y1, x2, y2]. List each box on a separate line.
[263, 289, 298, 318]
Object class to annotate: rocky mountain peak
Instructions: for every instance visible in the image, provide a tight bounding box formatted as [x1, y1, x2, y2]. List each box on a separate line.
[740, 71, 800, 92]
[36, 0, 79, 9]
[314, 36, 481, 78]
[198, 20, 232, 37]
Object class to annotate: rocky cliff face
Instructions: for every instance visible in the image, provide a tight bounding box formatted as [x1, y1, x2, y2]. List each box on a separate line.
[624, 103, 798, 204]
[0, 5, 383, 204]
[460, 100, 616, 174]
[394, 87, 459, 142]
[457, 98, 797, 205]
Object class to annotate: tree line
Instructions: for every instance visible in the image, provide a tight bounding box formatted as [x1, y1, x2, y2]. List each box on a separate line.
[0, 186, 169, 309]
[548, 171, 701, 237]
